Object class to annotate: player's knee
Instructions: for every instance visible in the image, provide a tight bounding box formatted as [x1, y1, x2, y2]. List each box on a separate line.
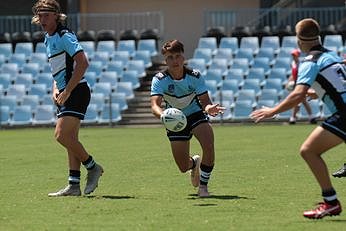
[299, 145, 312, 160]
[178, 164, 190, 173]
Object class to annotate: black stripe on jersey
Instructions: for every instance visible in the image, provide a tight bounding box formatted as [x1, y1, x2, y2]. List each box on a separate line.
[316, 74, 346, 115]
[320, 62, 339, 72]
[48, 50, 64, 59]
[52, 68, 65, 77]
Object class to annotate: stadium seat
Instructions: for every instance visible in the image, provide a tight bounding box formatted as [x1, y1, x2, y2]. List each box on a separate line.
[225, 68, 244, 85]
[214, 48, 233, 65]
[321, 104, 332, 118]
[111, 51, 130, 66]
[193, 48, 213, 66]
[90, 93, 106, 111]
[203, 69, 223, 85]
[1, 95, 17, 112]
[240, 37, 259, 54]
[219, 37, 239, 55]
[0, 73, 11, 89]
[22, 63, 40, 77]
[119, 29, 139, 41]
[0, 43, 13, 57]
[14, 73, 34, 88]
[6, 84, 26, 98]
[214, 89, 234, 105]
[187, 58, 207, 75]
[258, 88, 279, 103]
[0, 105, 10, 125]
[197, 37, 217, 54]
[115, 82, 134, 99]
[235, 48, 254, 64]
[137, 39, 158, 57]
[235, 89, 256, 104]
[323, 34, 343, 53]
[96, 40, 116, 55]
[261, 36, 280, 53]
[246, 68, 265, 82]
[242, 79, 261, 95]
[262, 78, 284, 92]
[268, 67, 288, 84]
[232, 100, 254, 121]
[210, 99, 232, 121]
[208, 58, 229, 76]
[126, 60, 146, 78]
[28, 83, 48, 97]
[9, 53, 27, 68]
[98, 71, 118, 88]
[35, 73, 53, 89]
[273, 57, 291, 75]
[204, 80, 219, 99]
[257, 99, 276, 108]
[281, 36, 297, 49]
[120, 70, 140, 89]
[117, 40, 136, 57]
[106, 61, 125, 77]
[109, 92, 128, 111]
[82, 103, 99, 124]
[132, 50, 152, 68]
[80, 41, 96, 58]
[251, 57, 271, 75]
[14, 42, 33, 58]
[32, 104, 55, 125]
[276, 47, 293, 59]
[41, 94, 54, 105]
[77, 30, 96, 41]
[231, 58, 250, 75]
[298, 99, 322, 120]
[10, 105, 33, 126]
[92, 82, 112, 96]
[99, 103, 122, 124]
[256, 47, 275, 64]
[35, 42, 46, 53]
[88, 61, 104, 75]
[84, 71, 98, 88]
[0, 54, 5, 66]
[21, 95, 40, 111]
[221, 79, 240, 94]
[92, 51, 110, 65]
[96, 29, 116, 41]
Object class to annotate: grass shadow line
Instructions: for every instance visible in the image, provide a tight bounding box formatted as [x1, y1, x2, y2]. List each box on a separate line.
[187, 194, 252, 200]
[85, 195, 135, 200]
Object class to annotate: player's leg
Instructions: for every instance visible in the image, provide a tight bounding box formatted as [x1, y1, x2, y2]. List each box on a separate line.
[193, 122, 215, 197]
[300, 126, 343, 218]
[302, 100, 316, 124]
[289, 105, 299, 124]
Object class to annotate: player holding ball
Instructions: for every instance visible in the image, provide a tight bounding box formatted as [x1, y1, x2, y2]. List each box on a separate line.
[150, 39, 224, 197]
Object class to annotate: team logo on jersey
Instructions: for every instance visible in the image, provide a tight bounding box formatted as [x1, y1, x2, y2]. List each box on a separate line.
[168, 84, 175, 93]
[304, 55, 314, 61]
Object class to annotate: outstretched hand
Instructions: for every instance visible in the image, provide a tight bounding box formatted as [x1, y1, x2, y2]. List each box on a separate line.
[205, 104, 226, 117]
[250, 106, 276, 123]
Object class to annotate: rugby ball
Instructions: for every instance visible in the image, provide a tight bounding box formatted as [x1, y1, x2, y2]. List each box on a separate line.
[161, 108, 187, 132]
[286, 80, 295, 91]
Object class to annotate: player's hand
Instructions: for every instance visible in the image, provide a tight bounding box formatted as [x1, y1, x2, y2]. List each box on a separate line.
[56, 90, 71, 106]
[250, 106, 276, 123]
[205, 104, 226, 117]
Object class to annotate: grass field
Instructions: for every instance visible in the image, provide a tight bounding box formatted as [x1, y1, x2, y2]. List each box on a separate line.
[1, 124, 346, 231]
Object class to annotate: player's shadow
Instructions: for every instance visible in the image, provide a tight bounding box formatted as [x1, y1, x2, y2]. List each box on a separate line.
[85, 195, 135, 200]
[187, 194, 251, 200]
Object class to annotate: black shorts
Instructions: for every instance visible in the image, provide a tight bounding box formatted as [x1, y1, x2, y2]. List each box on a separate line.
[167, 111, 209, 141]
[321, 112, 346, 142]
[56, 82, 91, 120]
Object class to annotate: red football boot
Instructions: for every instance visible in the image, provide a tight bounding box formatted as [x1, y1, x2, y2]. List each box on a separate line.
[303, 201, 342, 219]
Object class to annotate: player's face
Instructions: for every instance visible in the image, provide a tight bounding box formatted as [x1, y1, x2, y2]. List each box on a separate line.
[37, 12, 58, 35]
[164, 51, 185, 70]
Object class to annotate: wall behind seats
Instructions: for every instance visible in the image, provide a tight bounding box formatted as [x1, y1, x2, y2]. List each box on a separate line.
[81, 0, 259, 58]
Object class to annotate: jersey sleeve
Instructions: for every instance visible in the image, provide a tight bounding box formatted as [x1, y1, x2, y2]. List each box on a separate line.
[61, 32, 83, 57]
[194, 75, 208, 95]
[150, 76, 164, 96]
[296, 61, 319, 86]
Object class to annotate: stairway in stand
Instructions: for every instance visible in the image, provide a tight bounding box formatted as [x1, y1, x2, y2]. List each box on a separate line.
[118, 61, 166, 126]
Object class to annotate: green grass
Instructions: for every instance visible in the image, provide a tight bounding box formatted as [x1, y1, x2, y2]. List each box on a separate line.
[1, 124, 346, 231]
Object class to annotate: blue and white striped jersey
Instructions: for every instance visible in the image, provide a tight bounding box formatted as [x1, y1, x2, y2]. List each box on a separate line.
[151, 67, 208, 116]
[44, 24, 83, 91]
[297, 46, 346, 116]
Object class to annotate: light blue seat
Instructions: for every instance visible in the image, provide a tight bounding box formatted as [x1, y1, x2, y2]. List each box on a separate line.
[14, 42, 33, 58]
[1, 63, 19, 76]
[323, 35, 343, 53]
[0, 54, 5, 66]
[0, 105, 10, 125]
[0, 43, 13, 57]
[32, 104, 55, 125]
[256, 47, 275, 64]
[205, 80, 219, 99]
[84, 71, 97, 88]
[99, 103, 122, 124]
[240, 37, 259, 54]
[92, 51, 110, 65]
[273, 57, 291, 76]
[88, 61, 104, 75]
[0, 73, 11, 89]
[120, 70, 140, 89]
[14, 73, 33, 88]
[193, 48, 213, 66]
[22, 94, 40, 111]
[232, 100, 254, 121]
[262, 78, 284, 92]
[92, 82, 112, 96]
[10, 105, 33, 126]
[298, 99, 322, 120]
[214, 89, 234, 105]
[96, 40, 116, 55]
[261, 36, 280, 53]
[41, 94, 54, 105]
[28, 83, 48, 97]
[132, 50, 152, 68]
[257, 99, 276, 108]
[126, 60, 146, 78]
[6, 84, 26, 98]
[35, 73, 53, 89]
[231, 58, 249, 76]
[281, 36, 297, 49]
[80, 41, 96, 58]
[208, 58, 229, 76]
[203, 69, 223, 85]
[197, 37, 217, 54]
[235, 89, 256, 104]
[268, 67, 288, 85]
[258, 88, 279, 103]
[9, 53, 27, 68]
[22, 63, 40, 77]
[221, 79, 240, 94]
[225, 68, 244, 86]
[219, 37, 239, 55]
[187, 58, 206, 75]
[106, 61, 125, 77]
[235, 48, 254, 64]
[115, 82, 134, 99]
[137, 39, 158, 56]
[214, 48, 233, 65]
[117, 40, 136, 57]
[246, 68, 265, 82]
[111, 51, 130, 66]
[242, 79, 261, 95]
[277, 47, 293, 59]
[82, 103, 99, 124]
[1, 95, 18, 112]
[210, 99, 232, 121]
[99, 71, 118, 88]
[90, 93, 106, 111]
[109, 92, 128, 111]
[35, 42, 46, 53]
[251, 57, 271, 75]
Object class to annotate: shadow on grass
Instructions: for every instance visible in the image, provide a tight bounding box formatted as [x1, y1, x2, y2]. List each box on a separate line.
[85, 195, 135, 200]
[187, 194, 251, 200]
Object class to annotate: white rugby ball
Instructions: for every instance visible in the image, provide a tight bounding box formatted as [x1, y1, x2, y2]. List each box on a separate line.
[161, 108, 187, 132]
[286, 80, 295, 91]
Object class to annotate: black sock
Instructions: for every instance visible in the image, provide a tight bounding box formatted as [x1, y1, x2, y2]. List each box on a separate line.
[322, 188, 338, 205]
[200, 164, 214, 186]
[69, 170, 80, 185]
[82, 155, 96, 170]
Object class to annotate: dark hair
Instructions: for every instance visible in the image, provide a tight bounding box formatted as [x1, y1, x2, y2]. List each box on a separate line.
[161, 39, 184, 55]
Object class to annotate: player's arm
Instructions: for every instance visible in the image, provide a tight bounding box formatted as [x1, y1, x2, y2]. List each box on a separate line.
[198, 92, 225, 117]
[151, 95, 164, 119]
[56, 51, 89, 105]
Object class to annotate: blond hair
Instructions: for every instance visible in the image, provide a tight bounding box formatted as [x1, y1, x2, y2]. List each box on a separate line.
[31, 0, 67, 25]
